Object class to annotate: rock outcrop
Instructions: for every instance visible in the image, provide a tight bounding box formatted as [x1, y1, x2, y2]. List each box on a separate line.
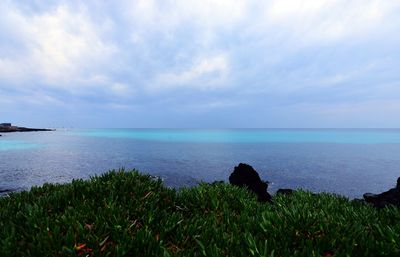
[363, 177, 400, 209]
[229, 163, 272, 203]
[0, 188, 14, 194]
[276, 188, 295, 196]
[0, 126, 54, 133]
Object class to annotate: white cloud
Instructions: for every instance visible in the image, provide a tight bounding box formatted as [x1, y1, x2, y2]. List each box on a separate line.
[307, 99, 400, 127]
[263, 0, 400, 44]
[319, 62, 378, 87]
[0, 3, 117, 92]
[110, 83, 134, 97]
[77, 74, 135, 98]
[121, 0, 248, 49]
[0, 90, 65, 108]
[0, 58, 23, 81]
[118, 0, 400, 42]
[105, 103, 133, 110]
[122, 0, 400, 48]
[152, 54, 230, 91]
[188, 99, 241, 112]
[1, 0, 400, 127]
[125, 0, 246, 30]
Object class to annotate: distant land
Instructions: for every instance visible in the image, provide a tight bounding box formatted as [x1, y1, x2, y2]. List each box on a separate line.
[0, 123, 54, 134]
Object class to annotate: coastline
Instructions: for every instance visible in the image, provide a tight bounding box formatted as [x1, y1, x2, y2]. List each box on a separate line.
[0, 126, 54, 133]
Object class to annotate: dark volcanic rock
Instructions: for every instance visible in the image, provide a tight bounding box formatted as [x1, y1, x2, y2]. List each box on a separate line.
[229, 163, 272, 203]
[17, 127, 53, 132]
[0, 126, 54, 133]
[0, 188, 13, 194]
[363, 177, 400, 209]
[276, 188, 294, 196]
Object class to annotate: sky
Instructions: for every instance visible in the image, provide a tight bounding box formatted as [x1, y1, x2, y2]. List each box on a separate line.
[1, 0, 400, 128]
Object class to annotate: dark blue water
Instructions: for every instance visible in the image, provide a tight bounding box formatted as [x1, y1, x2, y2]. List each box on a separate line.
[1, 129, 400, 198]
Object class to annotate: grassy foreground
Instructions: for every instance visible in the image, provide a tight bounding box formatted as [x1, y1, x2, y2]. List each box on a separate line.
[1, 170, 400, 256]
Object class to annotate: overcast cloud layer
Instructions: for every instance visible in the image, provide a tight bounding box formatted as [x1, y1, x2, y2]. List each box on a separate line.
[1, 0, 400, 128]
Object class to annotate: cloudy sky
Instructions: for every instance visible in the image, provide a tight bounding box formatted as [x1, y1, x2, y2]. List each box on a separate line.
[1, 0, 400, 128]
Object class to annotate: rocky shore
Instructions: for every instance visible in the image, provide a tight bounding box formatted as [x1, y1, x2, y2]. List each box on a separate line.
[0, 126, 54, 133]
[229, 163, 400, 209]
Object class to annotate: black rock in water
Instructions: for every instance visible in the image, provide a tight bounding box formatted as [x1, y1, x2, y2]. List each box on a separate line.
[0, 188, 13, 194]
[276, 188, 294, 196]
[363, 177, 400, 209]
[229, 163, 272, 203]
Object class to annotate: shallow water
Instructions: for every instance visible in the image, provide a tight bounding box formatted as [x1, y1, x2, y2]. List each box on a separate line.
[1, 129, 400, 198]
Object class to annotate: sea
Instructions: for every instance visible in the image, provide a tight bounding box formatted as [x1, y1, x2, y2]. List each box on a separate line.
[1, 129, 400, 199]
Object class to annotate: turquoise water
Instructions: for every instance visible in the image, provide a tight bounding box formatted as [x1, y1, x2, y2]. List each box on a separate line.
[71, 129, 400, 144]
[0, 139, 39, 151]
[1, 129, 400, 198]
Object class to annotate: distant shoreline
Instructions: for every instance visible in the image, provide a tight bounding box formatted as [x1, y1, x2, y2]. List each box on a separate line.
[0, 126, 55, 133]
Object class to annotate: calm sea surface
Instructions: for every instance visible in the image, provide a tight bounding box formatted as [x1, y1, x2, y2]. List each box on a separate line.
[1, 129, 400, 198]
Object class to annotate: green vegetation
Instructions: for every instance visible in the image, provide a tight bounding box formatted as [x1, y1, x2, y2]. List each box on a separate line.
[1, 170, 400, 256]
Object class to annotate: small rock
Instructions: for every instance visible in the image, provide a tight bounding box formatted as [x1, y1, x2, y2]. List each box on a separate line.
[351, 198, 366, 204]
[276, 188, 294, 196]
[0, 188, 13, 194]
[363, 193, 378, 201]
[363, 177, 400, 209]
[229, 163, 272, 203]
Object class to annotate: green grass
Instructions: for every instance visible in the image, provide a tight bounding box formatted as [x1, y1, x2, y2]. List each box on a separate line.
[1, 170, 400, 256]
